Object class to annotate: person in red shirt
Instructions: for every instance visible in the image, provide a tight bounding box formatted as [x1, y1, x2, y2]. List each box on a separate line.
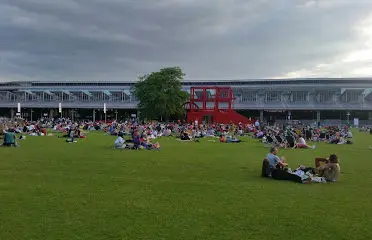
[40, 128, 47, 136]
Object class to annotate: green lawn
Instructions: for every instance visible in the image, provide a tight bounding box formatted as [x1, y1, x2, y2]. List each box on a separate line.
[1, 132, 372, 240]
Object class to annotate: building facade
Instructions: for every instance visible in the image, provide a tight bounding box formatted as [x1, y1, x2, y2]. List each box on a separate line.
[1, 78, 372, 122]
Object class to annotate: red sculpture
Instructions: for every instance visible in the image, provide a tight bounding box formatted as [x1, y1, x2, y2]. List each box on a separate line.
[186, 86, 251, 124]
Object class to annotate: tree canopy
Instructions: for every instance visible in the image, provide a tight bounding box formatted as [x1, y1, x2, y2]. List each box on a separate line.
[133, 67, 189, 120]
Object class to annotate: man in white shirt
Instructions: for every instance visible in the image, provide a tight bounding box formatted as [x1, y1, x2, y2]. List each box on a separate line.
[296, 135, 315, 149]
[299, 136, 306, 145]
[114, 133, 126, 149]
[347, 131, 353, 138]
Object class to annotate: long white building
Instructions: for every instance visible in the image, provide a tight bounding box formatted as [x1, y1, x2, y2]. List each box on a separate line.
[1, 78, 372, 121]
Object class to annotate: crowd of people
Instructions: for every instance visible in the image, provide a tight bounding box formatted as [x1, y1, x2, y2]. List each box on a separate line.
[1, 116, 368, 184]
[257, 124, 354, 149]
[359, 126, 372, 134]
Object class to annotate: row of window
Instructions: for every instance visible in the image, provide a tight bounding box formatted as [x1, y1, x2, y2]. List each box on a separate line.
[0, 91, 135, 102]
[0, 90, 369, 103]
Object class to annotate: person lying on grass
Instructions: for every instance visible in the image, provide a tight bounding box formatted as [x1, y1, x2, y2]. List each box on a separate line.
[219, 134, 241, 143]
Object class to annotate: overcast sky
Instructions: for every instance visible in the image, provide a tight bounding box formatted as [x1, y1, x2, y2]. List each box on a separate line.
[1, 0, 372, 82]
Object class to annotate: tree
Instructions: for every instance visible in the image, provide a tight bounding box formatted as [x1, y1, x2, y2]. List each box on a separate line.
[133, 67, 189, 120]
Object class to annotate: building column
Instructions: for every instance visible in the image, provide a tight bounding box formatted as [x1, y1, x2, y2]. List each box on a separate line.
[368, 112, 372, 120]
[93, 109, 96, 122]
[49, 109, 54, 119]
[30, 109, 33, 122]
[10, 108, 15, 119]
[316, 111, 321, 127]
[259, 110, 264, 122]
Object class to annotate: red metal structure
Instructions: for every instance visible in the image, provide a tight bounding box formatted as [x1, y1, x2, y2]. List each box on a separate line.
[186, 86, 251, 124]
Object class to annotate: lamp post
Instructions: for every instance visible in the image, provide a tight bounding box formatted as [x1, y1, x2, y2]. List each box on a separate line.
[346, 112, 351, 125]
[59, 102, 62, 119]
[17, 102, 21, 117]
[103, 103, 107, 123]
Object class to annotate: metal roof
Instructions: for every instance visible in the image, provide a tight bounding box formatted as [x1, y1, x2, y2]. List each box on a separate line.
[0, 77, 371, 87]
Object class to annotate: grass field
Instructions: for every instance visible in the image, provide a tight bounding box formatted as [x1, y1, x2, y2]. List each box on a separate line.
[1, 131, 372, 240]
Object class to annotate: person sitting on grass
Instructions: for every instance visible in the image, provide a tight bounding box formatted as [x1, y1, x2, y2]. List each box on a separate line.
[271, 154, 341, 183]
[141, 136, 161, 150]
[61, 128, 73, 138]
[262, 147, 312, 183]
[261, 147, 289, 178]
[132, 132, 141, 149]
[266, 147, 288, 173]
[114, 132, 126, 149]
[39, 127, 47, 136]
[295, 135, 315, 149]
[2, 130, 17, 147]
[65, 128, 77, 143]
[180, 131, 191, 141]
[313, 154, 341, 182]
[74, 128, 86, 139]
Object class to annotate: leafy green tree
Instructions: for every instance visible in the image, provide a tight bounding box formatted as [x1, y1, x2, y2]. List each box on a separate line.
[133, 67, 189, 120]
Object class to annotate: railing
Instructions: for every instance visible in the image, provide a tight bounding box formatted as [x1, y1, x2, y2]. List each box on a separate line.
[1, 89, 372, 110]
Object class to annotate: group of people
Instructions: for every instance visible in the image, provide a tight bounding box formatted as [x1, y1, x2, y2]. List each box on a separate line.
[106, 120, 249, 143]
[114, 131, 161, 150]
[359, 126, 372, 134]
[257, 124, 353, 149]
[0, 119, 48, 137]
[262, 147, 341, 184]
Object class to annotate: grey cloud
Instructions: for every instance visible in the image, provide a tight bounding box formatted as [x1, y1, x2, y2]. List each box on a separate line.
[0, 0, 372, 81]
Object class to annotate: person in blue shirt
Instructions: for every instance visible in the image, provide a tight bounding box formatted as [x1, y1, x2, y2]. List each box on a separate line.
[263, 147, 306, 183]
[266, 147, 287, 169]
[3, 131, 17, 147]
[262, 147, 287, 178]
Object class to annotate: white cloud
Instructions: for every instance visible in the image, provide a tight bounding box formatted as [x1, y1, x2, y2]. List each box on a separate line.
[278, 11, 372, 78]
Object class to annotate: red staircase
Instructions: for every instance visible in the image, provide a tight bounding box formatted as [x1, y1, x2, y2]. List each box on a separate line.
[186, 86, 251, 124]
